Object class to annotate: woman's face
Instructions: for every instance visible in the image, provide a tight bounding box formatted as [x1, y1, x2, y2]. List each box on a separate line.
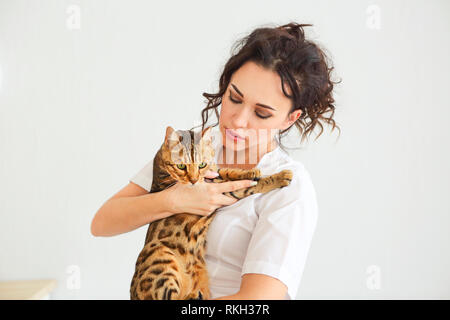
[219, 60, 301, 155]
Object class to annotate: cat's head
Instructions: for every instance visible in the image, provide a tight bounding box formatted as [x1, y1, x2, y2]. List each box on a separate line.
[161, 125, 217, 185]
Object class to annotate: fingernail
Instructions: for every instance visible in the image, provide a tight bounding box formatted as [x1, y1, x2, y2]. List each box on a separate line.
[250, 181, 258, 186]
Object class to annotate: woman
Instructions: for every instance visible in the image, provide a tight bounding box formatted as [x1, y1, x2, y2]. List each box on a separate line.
[91, 22, 340, 299]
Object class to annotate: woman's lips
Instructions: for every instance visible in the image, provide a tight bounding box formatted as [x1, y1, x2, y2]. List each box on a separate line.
[225, 128, 245, 141]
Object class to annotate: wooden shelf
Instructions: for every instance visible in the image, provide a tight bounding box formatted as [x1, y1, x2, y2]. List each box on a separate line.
[0, 279, 57, 300]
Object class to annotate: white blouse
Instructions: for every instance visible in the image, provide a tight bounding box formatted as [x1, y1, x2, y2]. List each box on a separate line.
[129, 127, 319, 299]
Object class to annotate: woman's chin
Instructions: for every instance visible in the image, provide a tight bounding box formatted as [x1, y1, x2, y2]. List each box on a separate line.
[223, 138, 247, 151]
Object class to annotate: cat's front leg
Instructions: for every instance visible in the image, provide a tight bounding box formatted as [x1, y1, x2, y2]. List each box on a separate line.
[226, 169, 293, 198]
[215, 167, 262, 182]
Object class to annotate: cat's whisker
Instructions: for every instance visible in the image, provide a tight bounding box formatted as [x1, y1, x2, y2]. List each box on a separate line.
[165, 181, 177, 189]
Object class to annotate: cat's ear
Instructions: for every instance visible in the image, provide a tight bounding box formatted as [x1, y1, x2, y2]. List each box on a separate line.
[201, 126, 214, 143]
[165, 126, 181, 148]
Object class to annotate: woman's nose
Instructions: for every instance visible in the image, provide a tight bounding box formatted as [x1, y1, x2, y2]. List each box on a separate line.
[231, 106, 250, 128]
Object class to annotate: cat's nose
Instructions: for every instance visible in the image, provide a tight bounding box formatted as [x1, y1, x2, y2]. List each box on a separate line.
[190, 178, 198, 185]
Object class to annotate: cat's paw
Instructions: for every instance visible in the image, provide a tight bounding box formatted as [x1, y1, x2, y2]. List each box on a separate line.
[247, 168, 262, 180]
[274, 170, 293, 187]
[186, 291, 204, 300]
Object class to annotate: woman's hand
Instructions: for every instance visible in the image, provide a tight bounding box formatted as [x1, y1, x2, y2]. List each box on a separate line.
[164, 170, 256, 216]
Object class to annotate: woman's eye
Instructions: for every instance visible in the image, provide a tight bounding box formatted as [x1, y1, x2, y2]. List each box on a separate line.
[255, 112, 271, 119]
[228, 92, 240, 104]
[176, 164, 186, 170]
[228, 92, 272, 120]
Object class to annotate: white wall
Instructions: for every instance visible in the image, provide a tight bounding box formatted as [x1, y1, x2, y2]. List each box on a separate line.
[0, 0, 449, 299]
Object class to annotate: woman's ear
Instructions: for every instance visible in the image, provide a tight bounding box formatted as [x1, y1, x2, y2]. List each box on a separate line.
[290, 109, 302, 122]
[282, 109, 302, 130]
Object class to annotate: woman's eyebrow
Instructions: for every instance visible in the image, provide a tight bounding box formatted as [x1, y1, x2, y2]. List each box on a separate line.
[230, 83, 277, 111]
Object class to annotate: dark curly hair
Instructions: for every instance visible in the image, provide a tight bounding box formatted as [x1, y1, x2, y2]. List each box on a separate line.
[191, 22, 341, 151]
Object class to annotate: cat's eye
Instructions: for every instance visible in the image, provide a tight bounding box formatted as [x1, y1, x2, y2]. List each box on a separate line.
[198, 162, 207, 169]
[176, 164, 186, 170]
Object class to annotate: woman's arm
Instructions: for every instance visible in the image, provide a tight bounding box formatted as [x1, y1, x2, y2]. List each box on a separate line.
[91, 172, 255, 237]
[213, 274, 287, 300]
[90, 182, 174, 237]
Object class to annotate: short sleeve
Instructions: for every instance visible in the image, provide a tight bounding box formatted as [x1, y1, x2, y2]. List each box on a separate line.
[241, 163, 319, 299]
[129, 159, 154, 192]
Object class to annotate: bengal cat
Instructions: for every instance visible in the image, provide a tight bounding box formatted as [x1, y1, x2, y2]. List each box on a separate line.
[130, 125, 293, 300]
